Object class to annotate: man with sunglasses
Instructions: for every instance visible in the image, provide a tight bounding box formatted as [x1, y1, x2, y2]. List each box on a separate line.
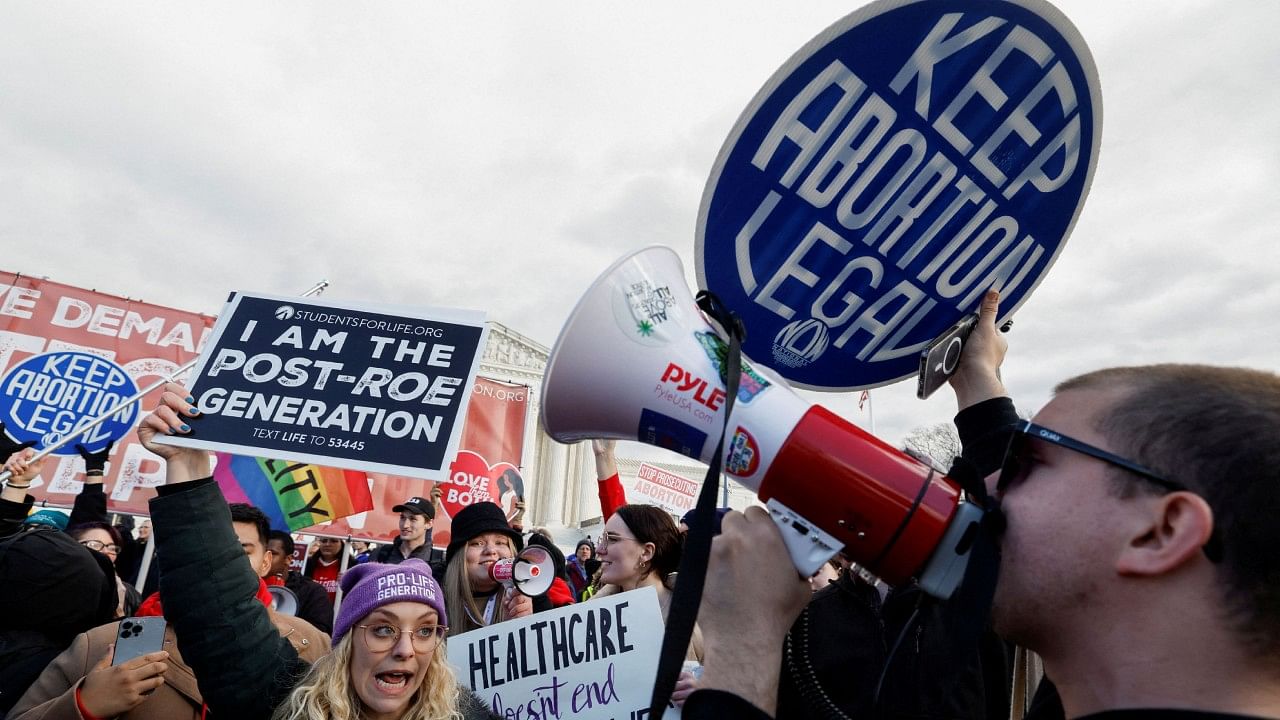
[687, 291, 1280, 719]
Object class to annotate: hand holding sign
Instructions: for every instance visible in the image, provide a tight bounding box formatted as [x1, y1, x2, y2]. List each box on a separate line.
[2, 447, 43, 486]
[671, 670, 701, 707]
[948, 289, 1010, 409]
[136, 382, 211, 484]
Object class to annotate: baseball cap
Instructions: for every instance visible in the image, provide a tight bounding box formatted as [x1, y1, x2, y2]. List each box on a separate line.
[392, 496, 434, 519]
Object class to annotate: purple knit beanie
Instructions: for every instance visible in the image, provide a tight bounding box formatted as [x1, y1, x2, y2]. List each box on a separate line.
[331, 559, 446, 647]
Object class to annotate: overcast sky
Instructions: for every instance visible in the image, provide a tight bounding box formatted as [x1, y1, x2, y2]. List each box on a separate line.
[2, 1, 1277, 454]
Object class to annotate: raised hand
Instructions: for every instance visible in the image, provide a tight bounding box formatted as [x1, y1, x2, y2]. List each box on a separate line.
[136, 382, 211, 483]
[948, 289, 1010, 409]
[76, 440, 115, 478]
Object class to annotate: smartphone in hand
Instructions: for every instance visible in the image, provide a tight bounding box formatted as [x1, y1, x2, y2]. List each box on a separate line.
[112, 617, 167, 666]
[916, 314, 978, 399]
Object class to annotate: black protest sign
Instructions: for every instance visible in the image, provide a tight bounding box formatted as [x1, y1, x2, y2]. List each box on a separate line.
[158, 293, 487, 479]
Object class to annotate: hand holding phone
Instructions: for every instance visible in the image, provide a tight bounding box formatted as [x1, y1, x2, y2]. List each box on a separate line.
[80, 621, 169, 718]
[917, 314, 979, 399]
[112, 617, 167, 666]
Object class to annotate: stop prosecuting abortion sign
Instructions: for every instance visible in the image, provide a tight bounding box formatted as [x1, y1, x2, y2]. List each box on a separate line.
[697, 0, 1101, 390]
[0, 351, 140, 455]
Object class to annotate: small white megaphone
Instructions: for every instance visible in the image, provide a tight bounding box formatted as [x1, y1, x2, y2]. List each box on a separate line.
[267, 584, 300, 616]
[489, 546, 556, 597]
[541, 246, 984, 598]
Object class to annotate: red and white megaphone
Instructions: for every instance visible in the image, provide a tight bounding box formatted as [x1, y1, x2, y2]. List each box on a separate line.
[541, 246, 984, 598]
[489, 546, 556, 597]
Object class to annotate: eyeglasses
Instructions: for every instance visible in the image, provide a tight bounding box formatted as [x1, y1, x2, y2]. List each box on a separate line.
[596, 532, 639, 550]
[998, 420, 1221, 562]
[357, 624, 448, 654]
[80, 539, 121, 555]
[998, 420, 1177, 493]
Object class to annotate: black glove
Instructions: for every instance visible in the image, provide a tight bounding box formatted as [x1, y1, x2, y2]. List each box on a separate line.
[75, 441, 114, 475]
[0, 421, 37, 462]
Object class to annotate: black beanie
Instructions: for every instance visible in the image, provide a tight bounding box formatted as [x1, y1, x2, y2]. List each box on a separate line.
[528, 532, 567, 579]
[445, 502, 523, 565]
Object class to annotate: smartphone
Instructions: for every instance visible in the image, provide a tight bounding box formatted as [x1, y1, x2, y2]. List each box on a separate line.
[916, 314, 979, 400]
[112, 617, 167, 666]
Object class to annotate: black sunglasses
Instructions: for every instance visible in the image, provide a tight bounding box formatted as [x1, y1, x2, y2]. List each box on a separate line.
[998, 420, 1222, 562]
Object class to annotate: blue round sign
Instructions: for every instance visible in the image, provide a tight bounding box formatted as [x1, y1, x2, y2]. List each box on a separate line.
[0, 351, 141, 454]
[696, 0, 1101, 390]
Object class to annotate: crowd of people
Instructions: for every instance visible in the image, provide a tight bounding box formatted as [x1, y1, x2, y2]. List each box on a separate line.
[1, 289, 1278, 719]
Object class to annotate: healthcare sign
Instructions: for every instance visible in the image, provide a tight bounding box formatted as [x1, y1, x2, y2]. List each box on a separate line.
[159, 292, 487, 479]
[696, 0, 1101, 389]
[448, 587, 664, 720]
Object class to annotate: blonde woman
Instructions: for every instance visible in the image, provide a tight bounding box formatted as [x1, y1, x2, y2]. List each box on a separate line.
[272, 560, 488, 720]
[136, 384, 494, 720]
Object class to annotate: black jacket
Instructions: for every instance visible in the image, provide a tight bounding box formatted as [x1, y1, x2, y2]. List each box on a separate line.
[0, 494, 117, 715]
[774, 396, 1022, 720]
[373, 535, 443, 575]
[283, 569, 334, 635]
[151, 479, 308, 719]
[151, 479, 496, 720]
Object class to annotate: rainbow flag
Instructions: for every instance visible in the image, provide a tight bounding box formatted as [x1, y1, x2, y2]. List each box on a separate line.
[214, 453, 374, 532]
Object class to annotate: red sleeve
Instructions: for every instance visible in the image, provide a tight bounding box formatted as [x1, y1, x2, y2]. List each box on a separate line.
[598, 473, 626, 520]
[545, 578, 576, 607]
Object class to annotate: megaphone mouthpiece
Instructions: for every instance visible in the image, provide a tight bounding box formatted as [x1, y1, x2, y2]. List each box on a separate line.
[490, 545, 556, 597]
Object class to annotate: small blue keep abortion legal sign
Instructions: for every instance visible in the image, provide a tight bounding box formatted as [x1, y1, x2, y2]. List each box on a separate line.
[697, 0, 1102, 390]
[0, 351, 140, 454]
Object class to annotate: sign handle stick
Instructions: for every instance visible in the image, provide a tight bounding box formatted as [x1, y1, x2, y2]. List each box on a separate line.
[0, 279, 330, 482]
[134, 527, 158, 591]
[331, 535, 352, 623]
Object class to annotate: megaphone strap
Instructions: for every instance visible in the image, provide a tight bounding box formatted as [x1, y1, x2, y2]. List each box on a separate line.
[866, 468, 935, 574]
[648, 291, 744, 717]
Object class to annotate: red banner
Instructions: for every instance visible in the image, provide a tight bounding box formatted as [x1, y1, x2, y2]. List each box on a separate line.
[302, 376, 529, 545]
[0, 271, 216, 515]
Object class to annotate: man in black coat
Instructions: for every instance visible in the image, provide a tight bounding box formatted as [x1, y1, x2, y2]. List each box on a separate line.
[265, 530, 334, 634]
[372, 494, 445, 576]
[688, 291, 1280, 719]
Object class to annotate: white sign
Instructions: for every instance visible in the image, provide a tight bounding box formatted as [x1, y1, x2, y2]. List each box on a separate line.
[448, 587, 664, 720]
[631, 463, 697, 516]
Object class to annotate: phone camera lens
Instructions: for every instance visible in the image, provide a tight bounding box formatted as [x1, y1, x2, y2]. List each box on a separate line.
[942, 337, 964, 374]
